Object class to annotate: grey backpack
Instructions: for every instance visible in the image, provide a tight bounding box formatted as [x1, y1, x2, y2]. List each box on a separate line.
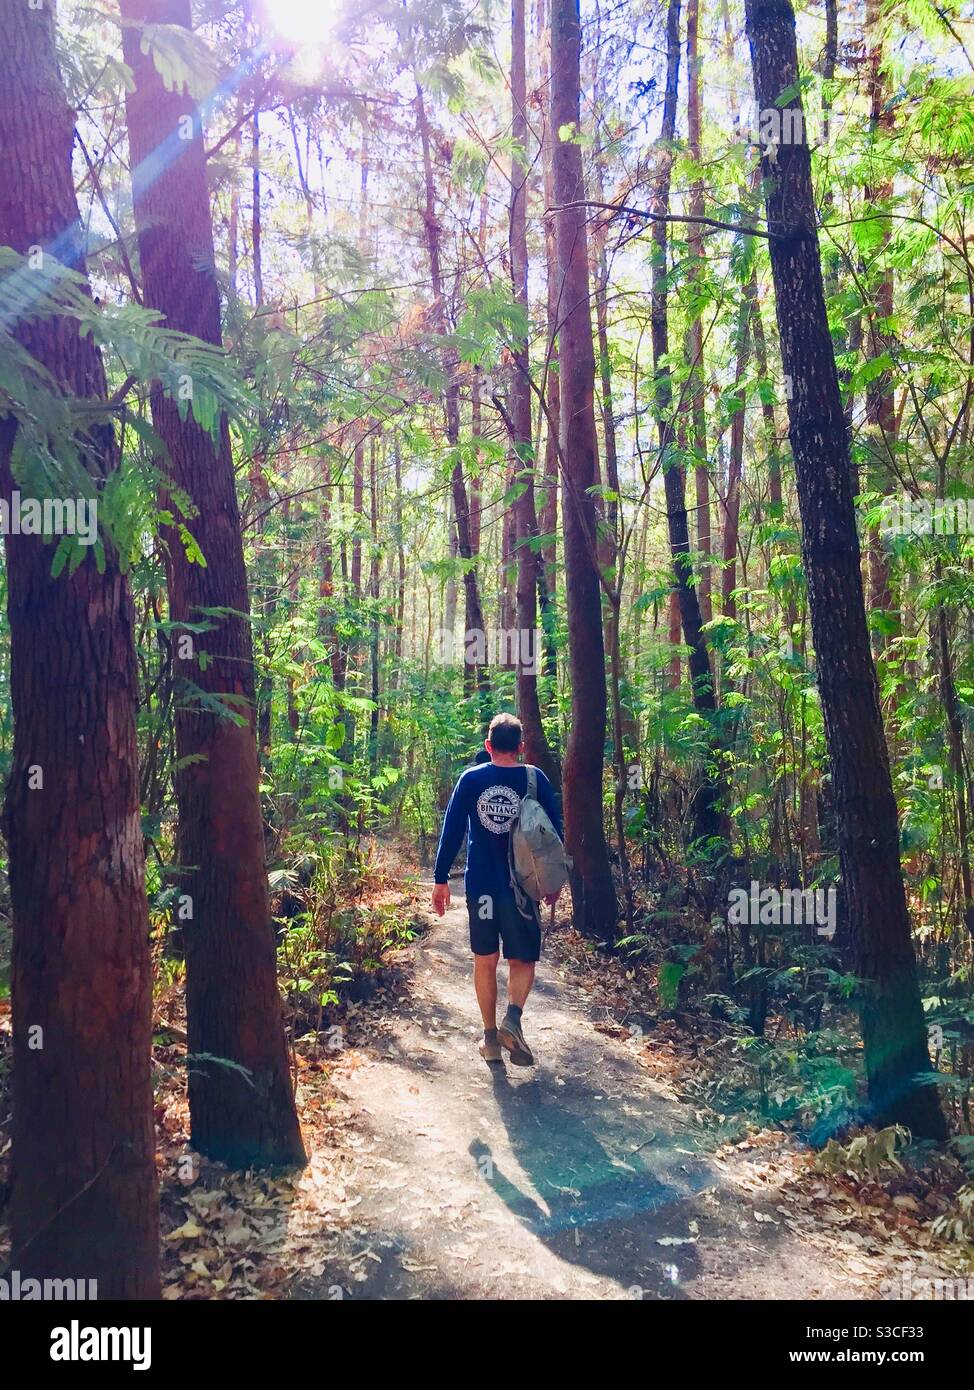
[508, 766, 571, 913]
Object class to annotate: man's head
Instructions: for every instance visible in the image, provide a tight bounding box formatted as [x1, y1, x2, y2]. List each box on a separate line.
[485, 712, 523, 759]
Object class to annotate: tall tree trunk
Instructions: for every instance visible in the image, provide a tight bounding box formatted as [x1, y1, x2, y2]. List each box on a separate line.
[443, 488, 458, 651]
[465, 198, 487, 689]
[537, 0, 560, 688]
[346, 428, 364, 757]
[935, 582, 974, 937]
[393, 440, 406, 678]
[369, 435, 381, 767]
[0, 0, 159, 1296]
[721, 295, 753, 618]
[251, 110, 263, 307]
[413, 79, 490, 696]
[589, 2, 635, 923]
[228, 126, 241, 296]
[121, 0, 305, 1166]
[686, 0, 712, 624]
[252, 457, 275, 757]
[284, 494, 300, 738]
[250, 93, 273, 765]
[666, 589, 683, 692]
[652, 0, 726, 847]
[511, 0, 557, 781]
[318, 456, 347, 700]
[318, 462, 333, 637]
[470, 373, 483, 556]
[539, 196, 561, 598]
[590, 14, 620, 559]
[750, 273, 783, 505]
[351, 435, 365, 595]
[750, 273, 798, 639]
[864, 0, 897, 653]
[551, 0, 618, 941]
[500, 463, 517, 647]
[744, 0, 945, 1138]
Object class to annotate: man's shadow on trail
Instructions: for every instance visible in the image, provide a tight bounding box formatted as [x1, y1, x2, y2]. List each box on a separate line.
[468, 1062, 712, 1298]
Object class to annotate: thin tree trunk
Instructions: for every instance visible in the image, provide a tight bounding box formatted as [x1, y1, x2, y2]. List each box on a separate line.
[864, 0, 897, 653]
[722, 295, 753, 618]
[538, 0, 560, 599]
[228, 127, 241, 296]
[444, 488, 458, 650]
[935, 586, 974, 936]
[351, 434, 364, 595]
[500, 464, 517, 647]
[255, 472, 276, 758]
[281, 502, 295, 739]
[250, 101, 274, 754]
[652, 0, 726, 847]
[589, 15, 620, 559]
[393, 441, 406, 675]
[318, 456, 346, 700]
[666, 589, 683, 692]
[537, 0, 560, 697]
[251, 110, 263, 307]
[470, 372, 483, 556]
[511, 0, 557, 781]
[318, 461, 333, 640]
[590, 13, 633, 920]
[414, 79, 490, 696]
[686, 0, 712, 623]
[369, 437, 381, 768]
[750, 275, 782, 507]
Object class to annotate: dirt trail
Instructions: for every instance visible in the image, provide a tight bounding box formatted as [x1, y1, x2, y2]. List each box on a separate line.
[300, 902, 890, 1301]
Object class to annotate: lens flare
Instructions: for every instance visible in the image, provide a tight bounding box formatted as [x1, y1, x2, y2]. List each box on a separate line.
[261, 0, 343, 48]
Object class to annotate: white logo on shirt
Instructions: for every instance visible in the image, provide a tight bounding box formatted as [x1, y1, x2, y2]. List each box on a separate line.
[476, 785, 521, 835]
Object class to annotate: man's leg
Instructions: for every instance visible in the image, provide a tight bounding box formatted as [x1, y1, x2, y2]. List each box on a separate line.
[495, 894, 540, 1066]
[473, 951, 499, 1029]
[474, 952, 502, 1062]
[507, 958, 535, 1010]
[498, 959, 535, 1065]
[468, 894, 503, 1062]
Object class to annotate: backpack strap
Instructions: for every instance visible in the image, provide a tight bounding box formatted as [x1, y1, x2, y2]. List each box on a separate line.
[508, 823, 530, 915]
[509, 766, 536, 918]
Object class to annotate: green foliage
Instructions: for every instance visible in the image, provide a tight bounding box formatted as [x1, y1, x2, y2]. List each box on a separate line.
[134, 20, 218, 98]
[0, 246, 252, 568]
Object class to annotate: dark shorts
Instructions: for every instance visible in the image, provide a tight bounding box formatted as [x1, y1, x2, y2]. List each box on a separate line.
[466, 889, 541, 962]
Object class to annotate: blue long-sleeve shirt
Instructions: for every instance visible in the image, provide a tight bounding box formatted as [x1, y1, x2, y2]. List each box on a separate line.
[433, 762, 562, 901]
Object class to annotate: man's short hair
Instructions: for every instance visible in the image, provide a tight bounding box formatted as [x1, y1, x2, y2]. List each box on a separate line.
[487, 712, 523, 752]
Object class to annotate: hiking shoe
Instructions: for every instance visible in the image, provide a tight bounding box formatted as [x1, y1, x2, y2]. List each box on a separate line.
[497, 1016, 534, 1067]
[479, 1029, 503, 1063]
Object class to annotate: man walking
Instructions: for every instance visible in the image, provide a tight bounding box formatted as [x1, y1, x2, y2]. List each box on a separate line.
[431, 713, 561, 1066]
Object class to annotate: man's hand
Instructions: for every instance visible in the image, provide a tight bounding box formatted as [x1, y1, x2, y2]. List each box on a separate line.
[432, 883, 451, 917]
